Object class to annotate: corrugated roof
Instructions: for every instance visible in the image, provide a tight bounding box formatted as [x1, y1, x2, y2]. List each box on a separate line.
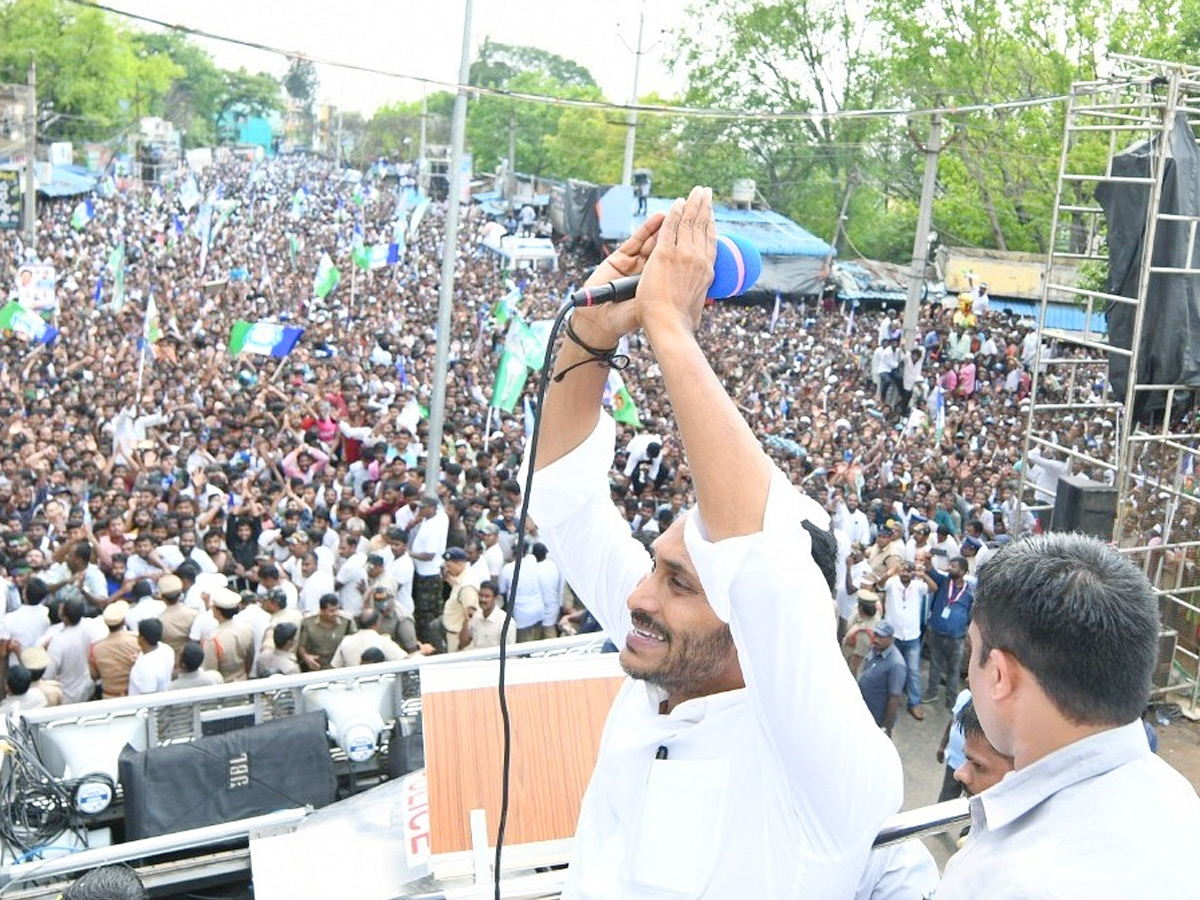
[635, 199, 834, 258]
[992, 299, 1108, 335]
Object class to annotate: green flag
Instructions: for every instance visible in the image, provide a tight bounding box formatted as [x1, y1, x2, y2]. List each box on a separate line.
[491, 287, 521, 327]
[490, 350, 528, 413]
[605, 370, 641, 426]
[504, 316, 550, 372]
[314, 253, 340, 298]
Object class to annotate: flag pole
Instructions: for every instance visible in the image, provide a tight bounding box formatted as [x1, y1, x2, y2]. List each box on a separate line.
[135, 346, 146, 399]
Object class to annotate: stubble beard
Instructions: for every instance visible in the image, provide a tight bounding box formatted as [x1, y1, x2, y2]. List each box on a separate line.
[621, 622, 736, 696]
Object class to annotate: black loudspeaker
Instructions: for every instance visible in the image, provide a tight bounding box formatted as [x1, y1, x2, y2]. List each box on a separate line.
[119, 711, 336, 840]
[1050, 474, 1118, 539]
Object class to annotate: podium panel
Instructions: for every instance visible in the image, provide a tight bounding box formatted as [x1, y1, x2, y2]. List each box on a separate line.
[420, 654, 624, 855]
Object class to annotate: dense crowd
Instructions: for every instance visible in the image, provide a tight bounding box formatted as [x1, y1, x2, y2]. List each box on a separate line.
[0, 151, 1176, 712]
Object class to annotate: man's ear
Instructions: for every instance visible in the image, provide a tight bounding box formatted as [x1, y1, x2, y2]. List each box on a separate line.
[980, 645, 1020, 704]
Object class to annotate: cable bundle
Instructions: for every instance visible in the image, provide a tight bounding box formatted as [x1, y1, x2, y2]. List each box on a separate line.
[0, 725, 95, 863]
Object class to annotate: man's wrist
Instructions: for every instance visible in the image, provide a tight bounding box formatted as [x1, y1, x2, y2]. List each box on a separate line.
[566, 314, 622, 352]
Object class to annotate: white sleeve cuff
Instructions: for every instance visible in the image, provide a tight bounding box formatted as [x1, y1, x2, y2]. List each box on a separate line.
[684, 466, 831, 623]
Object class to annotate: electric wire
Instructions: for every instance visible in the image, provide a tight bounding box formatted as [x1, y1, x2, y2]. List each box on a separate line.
[65, 0, 1072, 124]
[491, 300, 573, 900]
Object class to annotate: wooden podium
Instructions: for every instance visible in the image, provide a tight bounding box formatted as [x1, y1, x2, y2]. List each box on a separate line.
[420, 654, 625, 878]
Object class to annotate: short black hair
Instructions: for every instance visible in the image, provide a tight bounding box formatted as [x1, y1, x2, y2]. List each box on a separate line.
[956, 699, 986, 743]
[60, 597, 85, 626]
[318, 593, 340, 610]
[802, 520, 838, 597]
[273, 622, 298, 648]
[359, 607, 380, 629]
[6, 664, 31, 696]
[179, 641, 204, 672]
[63, 864, 147, 900]
[138, 618, 163, 645]
[972, 533, 1159, 727]
[360, 646, 386, 664]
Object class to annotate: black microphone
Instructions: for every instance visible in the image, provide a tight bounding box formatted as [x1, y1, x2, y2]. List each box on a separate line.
[570, 235, 763, 308]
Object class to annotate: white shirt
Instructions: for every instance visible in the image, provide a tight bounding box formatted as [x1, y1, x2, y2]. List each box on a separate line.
[330, 629, 407, 667]
[335, 552, 369, 614]
[500, 556, 544, 629]
[297, 570, 336, 616]
[882, 575, 927, 641]
[623, 433, 664, 482]
[937, 721, 1200, 899]
[469, 605, 514, 649]
[535, 557, 563, 627]
[4, 604, 50, 661]
[128, 643, 176, 695]
[854, 840, 939, 900]
[386, 553, 415, 617]
[125, 598, 166, 633]
[410, 510, 449, 577]
[834, 503, 872, 548]
[525, 414, 902, 900]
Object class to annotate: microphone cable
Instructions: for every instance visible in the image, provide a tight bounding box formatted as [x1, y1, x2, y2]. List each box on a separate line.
[492, 299, 575, 900]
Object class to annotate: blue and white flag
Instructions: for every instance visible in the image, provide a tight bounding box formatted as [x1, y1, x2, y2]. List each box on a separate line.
[0, 303, 57, 344]
[228, 320, 304, 358]
[70, 198, 94, 230]
[179, 175, 201, 212]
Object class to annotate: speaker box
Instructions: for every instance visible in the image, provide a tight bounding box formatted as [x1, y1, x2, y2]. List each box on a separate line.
[1050, 474, 1117, 539]
[119, 711, 336, 840]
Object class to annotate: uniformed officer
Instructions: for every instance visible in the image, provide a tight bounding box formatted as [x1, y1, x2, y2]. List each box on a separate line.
[202, 587, 255, 682]
[297, 593, 356, 671]
[157, 573, 197, 664]
[89, 599, 139, 699]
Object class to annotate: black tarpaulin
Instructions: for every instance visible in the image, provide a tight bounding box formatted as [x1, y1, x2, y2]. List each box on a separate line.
[1097, 112, 1200, 423]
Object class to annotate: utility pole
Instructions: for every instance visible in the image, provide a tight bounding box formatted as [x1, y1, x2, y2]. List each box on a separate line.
[902, 113, 943, 348]
[619, 0, 646, 187]
[508, 113, 516, 173]
[425, 0, 473, 493]
[824, 166, 857, 278]
[417, 92, 427, 170]
[335, 102, 343, 168]
[23, 61, 36, 247]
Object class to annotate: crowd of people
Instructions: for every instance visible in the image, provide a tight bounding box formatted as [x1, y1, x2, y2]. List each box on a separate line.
[0, 150, 1175, 713]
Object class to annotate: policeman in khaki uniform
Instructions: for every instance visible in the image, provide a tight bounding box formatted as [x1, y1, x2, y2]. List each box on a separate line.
[157, 573, 198, 663]
[441, 548, 480, 652]
[202, 587, 255, 682]
[89, 599, 139, 699]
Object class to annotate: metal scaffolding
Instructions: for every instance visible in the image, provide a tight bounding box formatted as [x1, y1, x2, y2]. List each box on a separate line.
[1019, 55, 1200, 713]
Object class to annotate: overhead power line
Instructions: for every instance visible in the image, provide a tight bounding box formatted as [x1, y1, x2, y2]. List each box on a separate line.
[69, 0, 1071, 123]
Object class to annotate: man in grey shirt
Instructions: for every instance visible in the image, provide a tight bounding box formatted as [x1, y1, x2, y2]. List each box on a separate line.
[936, 533, 1200, 898]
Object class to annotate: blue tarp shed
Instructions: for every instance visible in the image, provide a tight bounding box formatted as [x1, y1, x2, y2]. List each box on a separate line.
[37, 164, 99, 198]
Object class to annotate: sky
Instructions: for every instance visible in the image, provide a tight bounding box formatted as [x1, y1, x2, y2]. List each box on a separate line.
[103, 0, 694, 116]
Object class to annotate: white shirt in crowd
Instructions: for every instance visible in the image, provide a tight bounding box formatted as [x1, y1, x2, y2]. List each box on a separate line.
[882, 575, 927, 642]
[128, 643, 176, 696]
[410, 509, 449, 577]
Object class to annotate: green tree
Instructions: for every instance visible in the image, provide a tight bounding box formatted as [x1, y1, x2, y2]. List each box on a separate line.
[873, 0, 1122, 254]
[139, 31, 225, 145]
[470, 38, 596, 90]
[0, 0, 179, 141]
[214, 68, 283, 143]
[673, 0, 897, 256]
